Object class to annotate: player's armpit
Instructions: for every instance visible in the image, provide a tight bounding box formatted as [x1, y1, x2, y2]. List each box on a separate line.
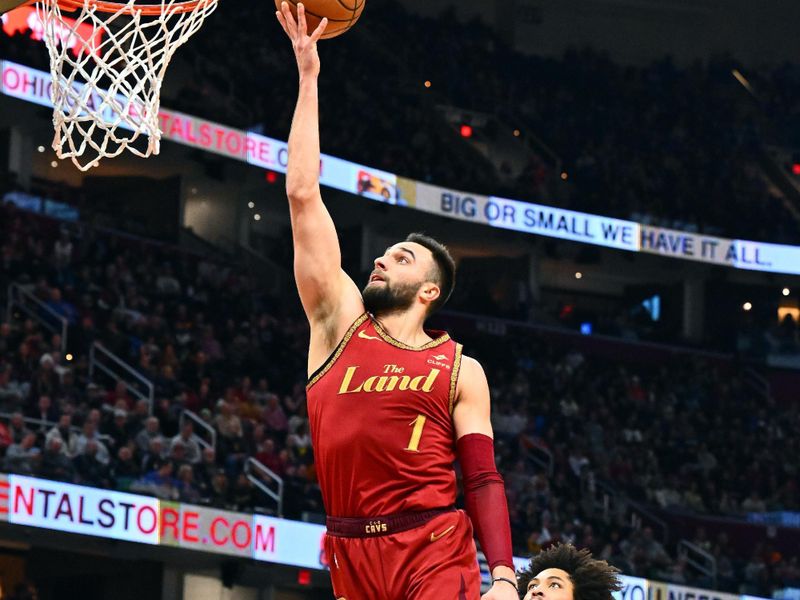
[453, 355, 493, 439]
[290, 198, 363, 355]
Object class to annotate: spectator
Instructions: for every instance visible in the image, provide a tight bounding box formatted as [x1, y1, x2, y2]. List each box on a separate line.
[70, 420, 110, 465]
[45, 414, 77, 457]
[176, 464, 202, 503]
[209, 470, 230, 509]
[169, 420, 202, 465]
[39, 437, 75, 481]
[135, 416, 163, 456]
[741, 491, 768, 513]
[286, 421, 312, 465]
[0, 364, 25, 409]
[104, 408, 132, 449]
[8, 412, 32, 444]
[255, 438, 285, 476]
[3, 432, 41, 475]
[133, 462, 180, 500]
[53, 229, 73, 270]
[27, 395, 59, 429]
[262, 394, 288, 438]
[111, 446, 140, 489]
[193, 447, 217, 494]
[167, 439, 190, 472]
[141, 437, 167, 473]
[215, 401, 243, 440]
[230, 473, 253, 510]
[72, 440, 111, 487]
[105, 381, 133, 410]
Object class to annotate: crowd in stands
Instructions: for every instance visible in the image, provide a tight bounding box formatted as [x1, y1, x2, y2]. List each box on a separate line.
[0, 199, 324, 518]
[175, 1, 800, 244]
[0, 200, 798, 596]
[472, 331, 800, 594]
[3, 0, 800, 244]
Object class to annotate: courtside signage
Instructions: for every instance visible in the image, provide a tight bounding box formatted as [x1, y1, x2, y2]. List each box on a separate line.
[408, 183, 639, 251]
[2, 58, 799, 275]
[9, 474, 160, 544]
[613, 575, 759, 600]
[0, 474, 327, 569]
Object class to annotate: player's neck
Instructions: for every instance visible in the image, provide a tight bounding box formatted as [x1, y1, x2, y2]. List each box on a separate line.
[372, 311, 432, 348]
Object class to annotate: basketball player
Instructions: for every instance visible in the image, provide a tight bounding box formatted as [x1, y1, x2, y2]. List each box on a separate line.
[276, 4, 518, 599]
[517, 544, 621, 600]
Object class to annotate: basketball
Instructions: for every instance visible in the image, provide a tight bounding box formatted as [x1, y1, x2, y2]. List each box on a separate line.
[276, 0, 365, 39]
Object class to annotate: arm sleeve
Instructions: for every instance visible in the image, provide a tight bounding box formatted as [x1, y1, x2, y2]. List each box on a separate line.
[456, 432, 514, 572]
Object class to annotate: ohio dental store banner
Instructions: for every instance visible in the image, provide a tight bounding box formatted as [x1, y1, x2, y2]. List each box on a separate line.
[2, 58, 800, 276]
[0, 474, 771, 600]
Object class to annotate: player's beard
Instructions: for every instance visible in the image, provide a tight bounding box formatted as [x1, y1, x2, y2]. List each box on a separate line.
[362, 278, 421, 317]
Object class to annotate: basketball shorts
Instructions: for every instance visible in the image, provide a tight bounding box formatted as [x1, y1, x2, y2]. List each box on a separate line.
[323, 507, 482, 600]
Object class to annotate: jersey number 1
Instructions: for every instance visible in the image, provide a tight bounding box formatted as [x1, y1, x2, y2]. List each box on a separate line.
[405, 414, 427, 452]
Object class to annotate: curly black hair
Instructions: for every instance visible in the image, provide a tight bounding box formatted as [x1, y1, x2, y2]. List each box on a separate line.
[517, 544, 622, 600]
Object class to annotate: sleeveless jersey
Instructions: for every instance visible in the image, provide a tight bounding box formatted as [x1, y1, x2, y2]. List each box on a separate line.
[306, 313, 463, 518]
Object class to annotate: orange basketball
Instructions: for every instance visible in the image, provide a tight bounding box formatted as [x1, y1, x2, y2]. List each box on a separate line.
[277, 0, 365, 39]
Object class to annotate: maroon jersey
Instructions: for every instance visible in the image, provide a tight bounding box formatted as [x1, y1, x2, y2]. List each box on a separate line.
[307, 313, 463, 518]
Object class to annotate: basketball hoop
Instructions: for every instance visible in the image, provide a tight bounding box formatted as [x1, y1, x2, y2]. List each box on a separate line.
[37, 0, 219, 170]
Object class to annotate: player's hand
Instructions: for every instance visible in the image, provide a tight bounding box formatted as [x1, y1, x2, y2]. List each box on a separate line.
[481, 576, 520, 600]
[276, 2, 328, 79]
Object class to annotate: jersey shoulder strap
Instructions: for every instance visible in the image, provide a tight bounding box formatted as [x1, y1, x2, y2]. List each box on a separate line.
[307, 313, 369, 389]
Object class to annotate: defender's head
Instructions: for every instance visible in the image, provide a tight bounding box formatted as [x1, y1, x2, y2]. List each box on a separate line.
[518, 544, 621, 600]
[362, 233, 455, 318]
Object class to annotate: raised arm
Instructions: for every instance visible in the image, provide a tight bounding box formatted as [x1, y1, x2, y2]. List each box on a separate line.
[454, 356, 518, 600]
[276, 3, 363, 367]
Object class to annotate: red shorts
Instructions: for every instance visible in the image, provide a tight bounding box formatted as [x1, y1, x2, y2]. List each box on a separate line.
[324, 508, 481, 600]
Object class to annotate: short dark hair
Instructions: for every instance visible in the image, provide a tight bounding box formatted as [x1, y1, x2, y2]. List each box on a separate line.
[517, 544, 621, 600]
[405, 232, 456, 314]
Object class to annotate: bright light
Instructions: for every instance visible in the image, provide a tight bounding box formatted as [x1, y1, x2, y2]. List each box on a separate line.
[513, 129, 521, 137]
[460, 124, 473, 138]
[37, 146, 45, 153]
[575, 272, 583, 279]
[248, 201, 255, 209]
[65, 353, 73, 361]
[265, 171, 278, 184]
[50, 161, 58, 168]
[793, 164, 800, 176]
[254, 214, 261, 221]
[424, 80, 431, 88]
[783, 288, 791, 296]
[743, 302, 753, 311]
[561, 172, 568, 180]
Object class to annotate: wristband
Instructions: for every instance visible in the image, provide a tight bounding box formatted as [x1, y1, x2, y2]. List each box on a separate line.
[492, 576, 519, 591]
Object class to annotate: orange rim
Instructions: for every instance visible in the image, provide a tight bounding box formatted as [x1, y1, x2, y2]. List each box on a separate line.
[54, 0, 209, 15]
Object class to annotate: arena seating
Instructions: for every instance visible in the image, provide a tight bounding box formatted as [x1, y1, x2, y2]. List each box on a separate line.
[3, 0, 800, 243]
[0, 201, 798, 595]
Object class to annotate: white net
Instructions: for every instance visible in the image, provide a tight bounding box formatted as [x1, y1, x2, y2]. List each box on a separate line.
[38, 0, 218, 171]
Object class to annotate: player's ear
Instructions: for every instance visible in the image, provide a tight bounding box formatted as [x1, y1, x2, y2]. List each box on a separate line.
[420, 282, 440, 305]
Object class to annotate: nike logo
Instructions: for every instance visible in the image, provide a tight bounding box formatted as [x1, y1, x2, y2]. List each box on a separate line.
[357, 331, 381, 341]
[430, 525, 456, 542]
